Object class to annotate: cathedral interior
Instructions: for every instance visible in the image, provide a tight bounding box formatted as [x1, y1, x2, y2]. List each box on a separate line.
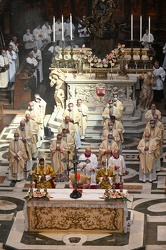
[0, 1, 166, 250]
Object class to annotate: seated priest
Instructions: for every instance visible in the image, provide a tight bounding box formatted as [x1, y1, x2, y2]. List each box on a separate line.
[96, 160, 115, 189]
[33, 158, 56, 188]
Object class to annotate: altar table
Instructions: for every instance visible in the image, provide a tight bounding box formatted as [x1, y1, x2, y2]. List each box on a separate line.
[24, 189, 128, 233]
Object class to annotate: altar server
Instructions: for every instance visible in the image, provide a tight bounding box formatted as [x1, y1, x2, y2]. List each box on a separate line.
[41, 21, 52, 44]
[108, 149, 126, 188]
[0, 50, 9, 88]
[33, 158, 56, 188]
[8, 132, 27, 181]
[9, 36, 19, 70]
[78, 147, 98, 186]
[33, 25, 43, 49]
[142, 29, 154, 48]
[32, 47, 43, 83]
[6, 45, 17, 84]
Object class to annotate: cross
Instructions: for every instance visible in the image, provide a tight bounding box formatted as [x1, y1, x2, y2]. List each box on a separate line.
[62, 151, 90, 199]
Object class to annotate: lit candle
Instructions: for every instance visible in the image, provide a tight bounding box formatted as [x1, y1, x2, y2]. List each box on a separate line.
[53, 16, 56, 42]
[140, 15, 142, 41]
[37, 158, 39, 174]
[106, 159, 108, 175]
[131, 14, 133, 40]
[62, 15, 64, 41]
[70, 14, 73, 40]
[148, 16, 151, 42]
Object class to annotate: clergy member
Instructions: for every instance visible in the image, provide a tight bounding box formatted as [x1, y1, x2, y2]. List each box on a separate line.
[137, 132, 157, 182]
[33, 158, 56, 188]
[76, 99, 89, 140]
[78, 147, 98, 186]
[50, 134, 68, 182]
[8, 132, 27, 181]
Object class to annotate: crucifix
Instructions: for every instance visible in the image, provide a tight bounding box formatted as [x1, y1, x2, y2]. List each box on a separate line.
[62, 149, 90, 199]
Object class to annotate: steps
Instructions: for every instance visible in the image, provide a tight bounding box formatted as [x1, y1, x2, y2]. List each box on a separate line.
[0, 84, 14, 109]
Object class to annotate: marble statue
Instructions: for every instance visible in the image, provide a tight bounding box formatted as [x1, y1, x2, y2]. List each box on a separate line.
[49, 68, 66, 109]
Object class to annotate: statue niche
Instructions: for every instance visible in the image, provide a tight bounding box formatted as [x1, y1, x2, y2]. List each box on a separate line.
[84, 0, 121, 57]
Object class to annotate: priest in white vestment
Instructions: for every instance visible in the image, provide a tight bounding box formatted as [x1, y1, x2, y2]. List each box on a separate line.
[76, 99, 89, 140]
[6, 45, 17, 83]
[78, 147, 98, 185]
[0, 50, 9, 88]
[33, 25, 43, 49]
[41, 21, 52, 44]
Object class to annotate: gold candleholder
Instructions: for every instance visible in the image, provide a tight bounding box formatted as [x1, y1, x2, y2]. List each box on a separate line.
[29, 173, 33, 195]
[104, 174, 109, 196]
[36, 173, 41, 194]
[43, 173, 48, 194]
[119, 174, 123, 192]
[112, 174, 116, 192]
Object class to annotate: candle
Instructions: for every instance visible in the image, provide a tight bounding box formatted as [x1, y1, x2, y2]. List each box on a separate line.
[120, 158, 122, 175]
[44, 157, 46, 174]
[131, 14, 133, 40]
[53, 16, 56, 42]
[70, 14, 73, 40]
[148, 16, 151, 42]
[106, 159, 108, 175]
[140, 15, 142, 41]
[37, 158, 39, 174]
[62, 15, 64, 41]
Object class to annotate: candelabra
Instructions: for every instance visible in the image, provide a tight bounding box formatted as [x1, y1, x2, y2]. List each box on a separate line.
[138, 41, 143, 69]
[112, 173, 116, 192]
[119, 173, 123, 192]
[69, 39, 75, 68]
[36, 173, 41, 194]
[128, 40, 136, 69]
[43, 173, 48, 194]
[104, 174, 110, 196]
[29, 172, 33, 195]
[59, 40, 66, 68]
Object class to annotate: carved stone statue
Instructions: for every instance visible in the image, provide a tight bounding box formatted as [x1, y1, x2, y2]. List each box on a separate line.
[49, 69, 66, 109]
[138, 72, 156, 110]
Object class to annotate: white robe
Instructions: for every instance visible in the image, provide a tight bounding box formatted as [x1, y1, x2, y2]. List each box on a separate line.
[78, 153, 98, 185]
[32, 49, 43, 82]
[9, 41, 19, 70]
[41, 24, 52, 44]
[33, 28, 43, 49]
[108, 155, 126, 183]
[6, 50, 17, 82]
[0, 55, 9, 88]
[26, 57, 38, 86]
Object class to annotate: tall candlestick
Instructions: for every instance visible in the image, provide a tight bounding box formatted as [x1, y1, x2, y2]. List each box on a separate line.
[44, 158, 46, 175]
[70, 14, 73, 40]
[37, 158, 39, 174]
[148, 16, 151, 42]
[62, 15, 64, 41]
[140, 15, 142, 41]
[53, 16, 56, 42]
[106, 159, 108, 175]
[131, 14, 133, 40]
[119, 158, 122, 175]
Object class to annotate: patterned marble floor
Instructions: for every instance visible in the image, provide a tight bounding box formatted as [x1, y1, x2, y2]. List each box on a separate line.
[0, 111, 166, 250]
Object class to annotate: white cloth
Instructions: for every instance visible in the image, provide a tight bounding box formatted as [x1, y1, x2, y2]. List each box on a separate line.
[32, 49, 43, 82]
[153, 66, 166, 90]
[78, 153, 98, 184]
[33, 28, 43, 49]
[6, 50, 17, 82]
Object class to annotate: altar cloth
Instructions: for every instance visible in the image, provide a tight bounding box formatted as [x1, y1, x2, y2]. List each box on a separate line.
[24, 189, 128, 233]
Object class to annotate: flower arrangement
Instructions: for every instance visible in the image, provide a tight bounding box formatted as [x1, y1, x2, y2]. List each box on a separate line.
[101, 190, 131, 202]
[80, 43, 125, 68]
[24, 190, 52, 201]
